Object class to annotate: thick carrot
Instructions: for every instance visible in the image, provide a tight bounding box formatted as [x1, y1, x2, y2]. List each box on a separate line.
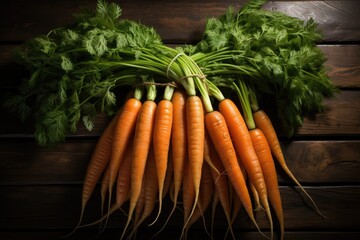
[181, 95, 204, 234]
[250, 128, 284, 240]
[253, 109, 324, 217]
[204, 109, 261, 234]
[121, 99, 157, 240]
[151, 88, 173, 225]
[108, 97, 142, 210]
[219, 99, 273, 238]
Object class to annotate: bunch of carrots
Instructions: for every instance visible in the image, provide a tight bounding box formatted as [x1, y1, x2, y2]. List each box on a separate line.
[5, 0, 336, 239]
[70, 52, 324, 240]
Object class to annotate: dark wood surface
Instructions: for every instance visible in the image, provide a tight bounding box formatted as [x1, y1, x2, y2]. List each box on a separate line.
[0, 1, 359, 240]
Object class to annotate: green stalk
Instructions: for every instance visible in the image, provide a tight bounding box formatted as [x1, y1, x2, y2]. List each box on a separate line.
[232, 80, 255, 130]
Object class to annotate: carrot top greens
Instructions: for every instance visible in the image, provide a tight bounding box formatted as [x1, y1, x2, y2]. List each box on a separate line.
[4, 0, 337, 145]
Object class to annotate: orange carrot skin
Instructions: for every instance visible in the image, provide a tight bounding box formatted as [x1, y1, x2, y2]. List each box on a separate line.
[116, 137, 133, 208]
[153, 99, 173, 202]
[171, 90, 187, 202]
[109, 98, 142, 194]
[130, 100, 157, 208]
[253, 110, 284, 163]
[82, 113, 118, 209]
[219, 100, 268, 206]
[186, 95, 204, 198]
[205, 110, 254, 221]
[250, 128, 284, 239]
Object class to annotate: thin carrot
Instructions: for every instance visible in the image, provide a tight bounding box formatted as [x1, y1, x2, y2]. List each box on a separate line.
[129, 145, 159, 239]
[121, 85, 157, 240]
[182, 157, 195, 233]
[204, 109, 262, 235]
[68, 112, 119, 236]
[184, 162, 214, 239]
[253, 109, 325, 217]
[250, 127, 284, 240]
[115, 136, 133, 209]
[205, 130, 235, 239]
[151, 85, 174, 225]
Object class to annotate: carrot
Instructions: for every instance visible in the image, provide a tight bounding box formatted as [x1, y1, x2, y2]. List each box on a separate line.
[99, 165, 111, 231]
[184, 162, 213, 239]
[151, 85, 174, 225]
[204, 109, 262, 235]
[182, 157, 195, 233]
[205, 130, 235, 239]
[129, 145, 159, 239]
[219, 98, 273, 239]
[169, 90, 187, 215]
[250, 128, 284, 240]
[121, 96, 157, 240]
[107, 97, 142, 215]
[68, 112, 119, 236]
[253, 109, 325, 217]
[153, 90, 187, 238]
[181, 95, 204, 236]
[115, 136, 133, 209]
[162, 151, 173, 199]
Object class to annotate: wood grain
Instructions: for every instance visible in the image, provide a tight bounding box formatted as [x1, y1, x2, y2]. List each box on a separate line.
[0, 1, 359, 43]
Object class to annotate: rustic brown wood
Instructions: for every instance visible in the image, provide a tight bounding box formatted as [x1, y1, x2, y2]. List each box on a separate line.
[0, 0, 359, 239]
[1, 231, 359, 240]
[0, 186, 359, 231]
[0, 1, 359, 43]
[0, 140, 359, 185]
[298, 90, 360, 136]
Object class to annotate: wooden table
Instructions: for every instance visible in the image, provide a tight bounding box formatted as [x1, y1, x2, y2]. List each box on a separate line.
[0, 1, 359, 239]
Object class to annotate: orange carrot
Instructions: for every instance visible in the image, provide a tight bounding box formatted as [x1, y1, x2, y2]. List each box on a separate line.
[181, 95, 204, 234]
[250, 128, 284, 240]
[121, 98, 157, 240]
[129, 145, 159, 238]
[151, 86, 174, 225]
[253, 109, 324, 217]
[205, 130, 235, 239]
[184, 162, 214, 239]
[182, 157, 195, 230]
[204, 109, 261, 234]
[107, 97, 142, 212]
[115, 136, 133, 209]
[169, 90, 187, 215]
[219, 99, 273, 238]
[68, 112, 119, 236]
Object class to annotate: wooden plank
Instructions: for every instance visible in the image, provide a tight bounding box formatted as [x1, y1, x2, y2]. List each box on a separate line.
[298, 90, 360, 136]
[0, 230, 359, 240]
[319, 45, 360, 88]
[1, 44, 359, 88]
[0, 140, 359, 185]
[0, 1, 359, 43]
[0, 186, 359, 231]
